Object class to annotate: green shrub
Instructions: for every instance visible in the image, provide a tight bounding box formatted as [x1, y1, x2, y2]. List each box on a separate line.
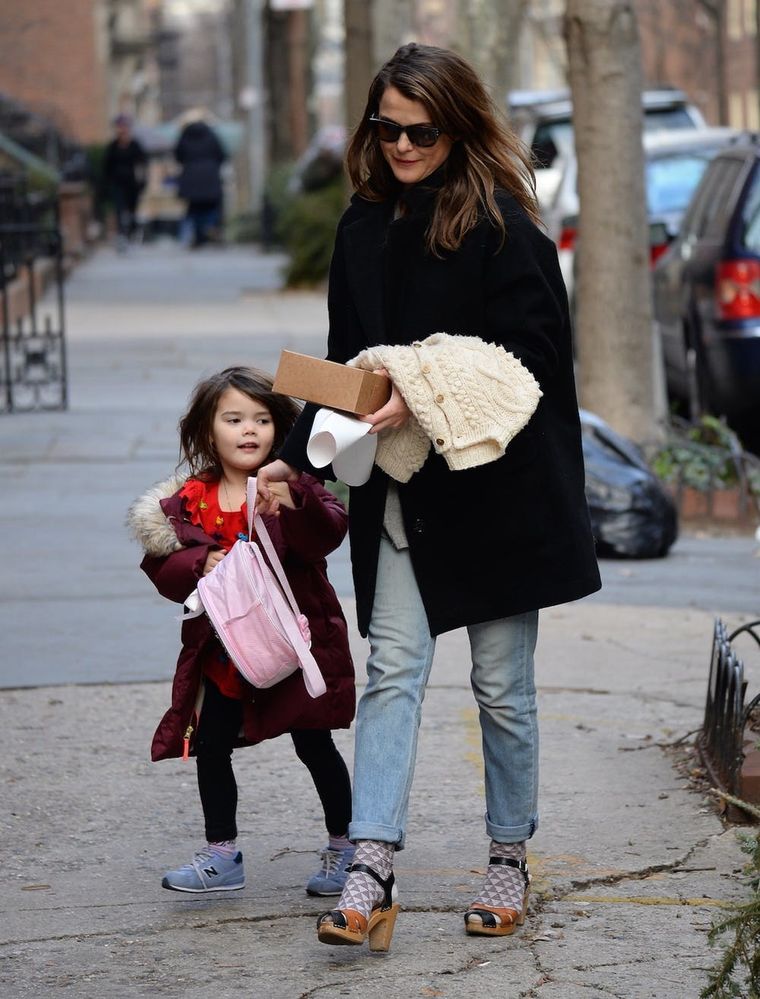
[324, 478, 349, 508]
[651, 415, 760, 499]
[701, 792, 760, 998]
[277, 176, 346, 287]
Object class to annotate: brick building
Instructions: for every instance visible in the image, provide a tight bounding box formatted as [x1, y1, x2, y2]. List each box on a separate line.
[0, 0, 161, 146]
[0, 1, 109, 143]
[638, 0, 760, 129]
[521, 0, 760, 131]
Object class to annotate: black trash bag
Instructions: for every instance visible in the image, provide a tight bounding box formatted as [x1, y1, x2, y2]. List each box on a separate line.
[580, 410, 678, 558]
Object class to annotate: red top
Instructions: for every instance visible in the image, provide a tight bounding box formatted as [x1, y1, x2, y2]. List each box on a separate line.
[180, 477, 249, 699]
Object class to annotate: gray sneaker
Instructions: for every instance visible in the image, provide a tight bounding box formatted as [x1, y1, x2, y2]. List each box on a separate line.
[161, 848, 245, 893]
[306, 845, 356, 896]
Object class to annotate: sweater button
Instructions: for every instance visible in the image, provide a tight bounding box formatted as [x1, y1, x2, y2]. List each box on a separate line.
[436, 437, 445, 446]
[412, 341, 422, 348]
[421, 364, 431, 374]
[435, 393, 444, 403]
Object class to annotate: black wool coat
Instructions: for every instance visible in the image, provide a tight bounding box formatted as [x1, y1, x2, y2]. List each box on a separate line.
[280, 172, 601, 637]
[174, 122, 226, 204]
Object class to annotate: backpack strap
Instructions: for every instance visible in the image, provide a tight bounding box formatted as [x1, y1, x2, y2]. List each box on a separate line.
[247, 477, 302, 618]
[247, 477, 326, 698]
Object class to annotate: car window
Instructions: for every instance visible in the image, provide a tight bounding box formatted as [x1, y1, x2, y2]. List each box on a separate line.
[646, 152, 716, 215]
[642, 108, 697, 131]
[533, 106, 697, 168]
[739, 164, 760, 252]
[531, 121, 573, 168]
[680, 158, 743, 239]
[703, 160, 744, 238]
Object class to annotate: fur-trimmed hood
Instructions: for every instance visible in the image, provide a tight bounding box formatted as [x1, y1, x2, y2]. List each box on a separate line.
[126, 474, 187, 557]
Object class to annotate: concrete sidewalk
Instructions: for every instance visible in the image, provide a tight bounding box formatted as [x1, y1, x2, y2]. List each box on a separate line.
[2, 242, 759, 998]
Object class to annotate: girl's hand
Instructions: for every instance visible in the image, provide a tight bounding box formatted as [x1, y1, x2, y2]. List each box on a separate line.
[203, 549, 227, 575]
[255, 459, 300, 516]
[362, 370, 411, 434]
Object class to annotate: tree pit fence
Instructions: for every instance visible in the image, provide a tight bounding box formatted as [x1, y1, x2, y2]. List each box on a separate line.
[698, 618, 760, 822]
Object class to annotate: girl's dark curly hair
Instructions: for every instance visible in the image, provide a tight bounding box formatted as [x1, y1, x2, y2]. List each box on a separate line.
[178, 366, 301, 479]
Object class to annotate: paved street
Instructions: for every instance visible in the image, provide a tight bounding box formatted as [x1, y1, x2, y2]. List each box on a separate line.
[1, 240, 759, 997]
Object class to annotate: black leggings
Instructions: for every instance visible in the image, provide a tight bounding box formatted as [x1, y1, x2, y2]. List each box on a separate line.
[195, 678, 352, 843]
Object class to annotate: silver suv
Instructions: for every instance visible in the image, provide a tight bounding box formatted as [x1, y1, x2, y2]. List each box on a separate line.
[508, 88, 706, 219]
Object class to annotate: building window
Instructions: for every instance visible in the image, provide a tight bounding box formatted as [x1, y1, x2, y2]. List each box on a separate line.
[745, 0, 757, 35]
[747, 90, 760, 130]
[728, 0, 743, 39]
[729, 91, 746, 126]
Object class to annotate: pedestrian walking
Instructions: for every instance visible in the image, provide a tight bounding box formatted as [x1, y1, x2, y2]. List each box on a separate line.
[256, 43, 601, 950]
[102, 114, 147, 250]
[127, 366, 356, 897]
[174, 113, 226, 247]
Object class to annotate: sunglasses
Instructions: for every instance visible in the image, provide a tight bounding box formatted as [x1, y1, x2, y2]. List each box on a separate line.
[368, 115, 443, 149]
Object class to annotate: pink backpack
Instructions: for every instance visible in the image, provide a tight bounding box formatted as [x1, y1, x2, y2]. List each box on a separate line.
[183, 477, 326, 698]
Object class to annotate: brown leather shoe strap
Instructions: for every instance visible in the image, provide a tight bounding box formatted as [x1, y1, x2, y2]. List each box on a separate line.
[488, 856, 530, 885]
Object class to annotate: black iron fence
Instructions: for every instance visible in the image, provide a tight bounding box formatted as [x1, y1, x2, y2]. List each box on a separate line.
[699, 618, 760, 807]
[0, 173, 67, 413]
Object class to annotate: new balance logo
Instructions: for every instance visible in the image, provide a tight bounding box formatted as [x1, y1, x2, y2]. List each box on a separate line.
[203, 866, 218, 878]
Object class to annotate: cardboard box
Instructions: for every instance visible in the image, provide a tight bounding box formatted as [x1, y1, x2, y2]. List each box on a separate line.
[273, 350, 391, 416]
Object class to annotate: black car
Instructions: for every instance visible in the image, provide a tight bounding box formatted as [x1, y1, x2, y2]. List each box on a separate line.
[652, 134, 760, 443]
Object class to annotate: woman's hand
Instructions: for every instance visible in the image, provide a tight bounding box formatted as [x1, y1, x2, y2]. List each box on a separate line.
[203, 549, 227, 575]
[362, 370, 411, 434]
[267, 480, 295, 510]
[255, 459, 300, 515]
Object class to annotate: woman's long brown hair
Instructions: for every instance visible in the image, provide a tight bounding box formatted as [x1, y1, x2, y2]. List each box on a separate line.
[346, 43, 539, 255]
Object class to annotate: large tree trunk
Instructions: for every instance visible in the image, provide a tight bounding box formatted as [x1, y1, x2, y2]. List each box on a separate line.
[453, 0, 529, 96]
[373, 0, 415, 68]
[565, 0, 665, 444]
[344, 0, 374, 131]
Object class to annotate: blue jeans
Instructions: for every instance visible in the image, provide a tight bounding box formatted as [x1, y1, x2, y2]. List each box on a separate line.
[349, 536, 539, 849]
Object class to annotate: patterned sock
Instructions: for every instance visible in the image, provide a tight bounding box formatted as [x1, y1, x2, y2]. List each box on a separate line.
[208, 839, 237, 859]
[473, 840, 528, 911]
[334, 839, 394, 920]
[328, 834, 353, 851]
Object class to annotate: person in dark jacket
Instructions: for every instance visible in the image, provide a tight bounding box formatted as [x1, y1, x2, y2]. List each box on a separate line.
[102, 114, 147, 249]
[127, 366, 356, 898]
[257, 44, 601, 950]
[174, 115, 226, 247]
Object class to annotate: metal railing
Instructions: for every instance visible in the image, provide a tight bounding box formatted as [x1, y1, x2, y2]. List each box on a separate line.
[698, 618, 760, 800]
[0, 173, 67, 413]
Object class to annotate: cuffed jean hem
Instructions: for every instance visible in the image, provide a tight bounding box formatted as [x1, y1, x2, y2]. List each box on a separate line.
[349, 821, 404, 849]
[485, 813, 539, 843]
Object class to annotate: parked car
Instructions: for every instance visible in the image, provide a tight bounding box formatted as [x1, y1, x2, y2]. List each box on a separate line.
[545, 127, 740, 301]
[652, 134, 760, 439]
[581, 410, 678, 559]
[508, 87, 706, 215]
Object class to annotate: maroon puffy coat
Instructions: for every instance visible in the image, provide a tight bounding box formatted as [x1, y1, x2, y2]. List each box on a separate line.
[128, 474, 355, 761]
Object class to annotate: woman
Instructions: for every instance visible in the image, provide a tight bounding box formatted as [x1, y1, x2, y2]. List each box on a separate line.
[257, 43, 601, 950]
[174, 115, 226, 247]
[102, 114, 147, 249]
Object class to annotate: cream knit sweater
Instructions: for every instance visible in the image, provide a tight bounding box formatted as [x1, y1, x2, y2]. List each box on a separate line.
[347, 332, 542, 483]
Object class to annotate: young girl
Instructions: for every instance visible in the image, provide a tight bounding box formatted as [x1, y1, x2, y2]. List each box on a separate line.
[128, 366, 356, 896]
